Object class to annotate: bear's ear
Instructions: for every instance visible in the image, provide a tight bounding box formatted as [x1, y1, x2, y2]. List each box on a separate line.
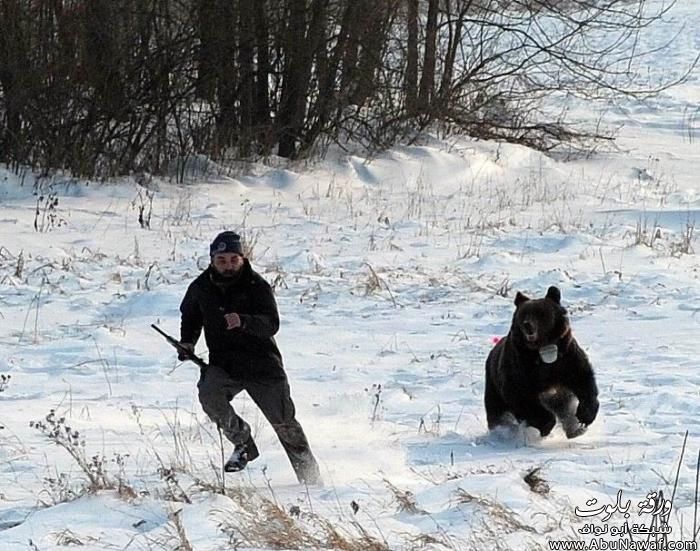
[514, 292, 530, 307]
[546, 286, 561, 304]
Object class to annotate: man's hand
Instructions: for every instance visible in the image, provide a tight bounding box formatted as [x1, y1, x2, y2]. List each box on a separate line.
[177, 342, 195, 361]
[224, 312, 241, 330]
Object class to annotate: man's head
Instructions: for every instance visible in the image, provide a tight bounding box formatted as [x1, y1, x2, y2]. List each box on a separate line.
[210, 231, 245, 278]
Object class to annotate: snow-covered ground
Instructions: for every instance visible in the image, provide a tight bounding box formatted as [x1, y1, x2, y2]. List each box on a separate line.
[1, 2, 699, 550]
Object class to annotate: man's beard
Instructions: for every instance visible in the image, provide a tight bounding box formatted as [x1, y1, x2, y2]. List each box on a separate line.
[211, 266, 242, 285]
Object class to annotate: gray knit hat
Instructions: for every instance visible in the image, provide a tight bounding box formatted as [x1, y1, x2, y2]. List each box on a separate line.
[210, 231, 244, 256]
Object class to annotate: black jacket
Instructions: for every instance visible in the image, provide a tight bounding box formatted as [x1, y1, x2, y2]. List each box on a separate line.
[179, 261, 284, 377]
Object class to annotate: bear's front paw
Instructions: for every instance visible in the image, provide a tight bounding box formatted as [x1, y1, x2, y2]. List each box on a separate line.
[565, 423, 588, 439]
[576, 399, 599, 426]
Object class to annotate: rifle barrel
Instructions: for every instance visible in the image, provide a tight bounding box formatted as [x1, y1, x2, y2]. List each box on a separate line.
[151, 324, 208, 369]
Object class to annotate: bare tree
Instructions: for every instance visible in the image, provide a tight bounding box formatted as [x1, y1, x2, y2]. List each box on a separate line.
[423, 0, 698, 151]
[0, 0, 694, 176]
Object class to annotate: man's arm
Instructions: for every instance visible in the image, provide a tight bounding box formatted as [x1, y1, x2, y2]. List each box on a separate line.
[236, 278, 280, 338]
[180, 284, 203, 345]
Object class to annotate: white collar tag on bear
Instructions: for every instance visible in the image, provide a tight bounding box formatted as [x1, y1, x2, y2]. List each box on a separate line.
[539, 344, 558, 364]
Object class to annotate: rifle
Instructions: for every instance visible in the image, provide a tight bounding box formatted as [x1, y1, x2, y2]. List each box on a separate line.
[151, 324, 209, 370]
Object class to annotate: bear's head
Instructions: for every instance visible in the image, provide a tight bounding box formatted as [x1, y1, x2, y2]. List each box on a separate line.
[511, 286, 570, 355]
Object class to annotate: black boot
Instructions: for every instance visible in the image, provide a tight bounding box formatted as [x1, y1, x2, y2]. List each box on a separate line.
[224, 438, 260, 473]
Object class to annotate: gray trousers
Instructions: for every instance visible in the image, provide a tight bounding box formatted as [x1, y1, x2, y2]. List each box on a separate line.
[197, 364, 320, 484]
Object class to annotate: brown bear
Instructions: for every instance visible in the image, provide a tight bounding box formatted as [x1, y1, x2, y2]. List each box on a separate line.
[484, 286, 599, 438]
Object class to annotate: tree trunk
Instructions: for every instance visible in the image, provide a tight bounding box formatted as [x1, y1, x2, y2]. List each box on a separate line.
[0, 0, 27, 163]
[437, 0, 467, 108]
[239, 0, 255, 156]
[196, 0, 218, 101]
[277, 0, 305, 157]
[339, 1, 360, 98]
[253, 0, 271, 147]
[302, 0, 353, 150]
[405, 0, 418, 115]
[418, 0, 438, 111]
[351, 1, 394, 107]
[214, 0, 238, 155]
[278, 0, 326, 158]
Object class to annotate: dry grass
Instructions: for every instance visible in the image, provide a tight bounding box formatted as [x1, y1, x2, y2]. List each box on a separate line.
[455, 489, 538, 535]
[52, 528, 97, 546]
[169, 508, 194, 551]
[362, 263, 398, 307]
[670, 221, 695, 256]
[30, 410, 115, 493]
[384, 479, 428, 515]
[215, 488, 390, 550]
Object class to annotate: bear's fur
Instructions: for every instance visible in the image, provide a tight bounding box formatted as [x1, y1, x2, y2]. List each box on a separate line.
[484, 286, 599, 438]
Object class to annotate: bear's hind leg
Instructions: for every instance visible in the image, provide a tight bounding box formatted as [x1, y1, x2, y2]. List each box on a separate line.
[484, 376, 511, 430]
[523, 407, 557, 437]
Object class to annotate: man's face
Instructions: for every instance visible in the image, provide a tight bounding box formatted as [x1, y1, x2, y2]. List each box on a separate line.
[212, 253, 244, 278]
